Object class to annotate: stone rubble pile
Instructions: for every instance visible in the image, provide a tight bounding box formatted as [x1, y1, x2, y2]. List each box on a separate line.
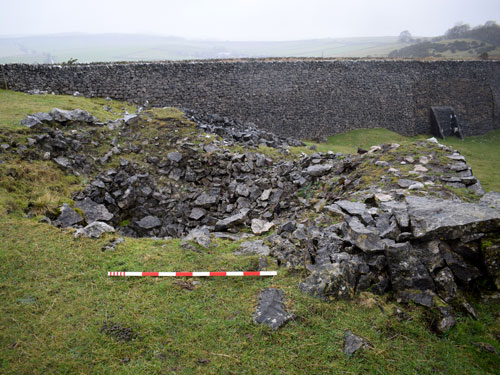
[186, 110, 305, 150]
[68, 149, 342, 238]
[11, 108, 500, 331]
[21, 108, 99, 128]
[264, 192, 500, 331]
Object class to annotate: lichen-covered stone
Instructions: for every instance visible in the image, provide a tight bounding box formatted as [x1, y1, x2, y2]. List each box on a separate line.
[298, 263, 357, 300]
[254, 288, 293, 330]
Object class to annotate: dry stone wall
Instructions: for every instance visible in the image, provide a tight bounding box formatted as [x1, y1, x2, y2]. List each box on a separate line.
[2, 60, 499, 138]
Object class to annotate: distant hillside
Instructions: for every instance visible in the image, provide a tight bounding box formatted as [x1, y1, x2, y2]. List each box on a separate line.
[389, 22, 500, 59]
[2, 24, 499, 64]
[0, 34, 405, 63]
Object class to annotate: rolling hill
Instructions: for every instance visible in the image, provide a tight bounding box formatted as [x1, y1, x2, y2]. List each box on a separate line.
[0, 33, 406, 63]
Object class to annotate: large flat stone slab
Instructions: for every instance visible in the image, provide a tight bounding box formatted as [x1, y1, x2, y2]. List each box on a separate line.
[406, 196, 500, 240]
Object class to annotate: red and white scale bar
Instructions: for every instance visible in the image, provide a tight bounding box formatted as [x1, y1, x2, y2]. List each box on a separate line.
[108, 271, 277, 277]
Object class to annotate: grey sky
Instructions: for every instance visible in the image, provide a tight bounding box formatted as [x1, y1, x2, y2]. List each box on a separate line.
[1, 0, 499, 40]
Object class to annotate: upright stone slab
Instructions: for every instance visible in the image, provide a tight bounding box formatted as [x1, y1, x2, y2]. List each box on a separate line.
[430, 106, 464, 140]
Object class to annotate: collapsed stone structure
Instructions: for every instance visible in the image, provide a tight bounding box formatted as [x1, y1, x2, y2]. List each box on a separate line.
[9, 107, 500, 332]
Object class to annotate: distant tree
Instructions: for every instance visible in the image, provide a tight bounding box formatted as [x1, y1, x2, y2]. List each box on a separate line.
[484, 20, 498, 27]
[399, 30, 413, 43]
[479, 52, 489, 60]
[445, 23, 471, 39]
[62, 58, 78, 65]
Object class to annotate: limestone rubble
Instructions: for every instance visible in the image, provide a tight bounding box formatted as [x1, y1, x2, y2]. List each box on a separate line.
[10, 108, 500, 330]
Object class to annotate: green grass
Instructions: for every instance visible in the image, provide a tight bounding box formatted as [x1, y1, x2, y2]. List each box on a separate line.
[1, 218, 499, 375]
[0, 160, 82, 216]
[0, 89, 136, 130]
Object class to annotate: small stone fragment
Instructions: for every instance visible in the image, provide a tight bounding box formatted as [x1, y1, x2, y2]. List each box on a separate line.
[136, 215, 162, 229]
[56, 203, 83, 228]
[74, 222, 115, 238]
[305, 164, 332, 177]
[251, 219, 274, 235]
[189, 207, 206, 220]
[235, 240, 271, 256]
[343, 330, 369, 357]
[254, 288, 293, 330]
[167, 151, 183, 163]
[184, 227, 211, 248]
[214, 208, 249, 231]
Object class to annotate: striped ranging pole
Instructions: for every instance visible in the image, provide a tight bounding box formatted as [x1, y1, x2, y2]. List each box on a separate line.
[108, 271, 277, 277]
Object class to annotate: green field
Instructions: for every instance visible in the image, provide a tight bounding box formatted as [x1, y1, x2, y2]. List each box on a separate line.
[0, 34, 406, 63]
[0, 90, 499, 374]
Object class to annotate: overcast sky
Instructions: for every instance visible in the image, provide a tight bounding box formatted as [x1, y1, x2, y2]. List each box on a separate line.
[1, 0, 499, 40]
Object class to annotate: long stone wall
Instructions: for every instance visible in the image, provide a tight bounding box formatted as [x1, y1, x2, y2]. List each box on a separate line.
[2, 59, 499, 139]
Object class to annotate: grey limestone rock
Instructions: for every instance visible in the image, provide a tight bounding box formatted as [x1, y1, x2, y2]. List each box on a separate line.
[49, 108, 74, 122]
[396, 289, 435, 308]
[398, 179, 419, 188]
[335, 200, 366, 216]
[235, 240, 271, 256]
[343, 330, 369, 357]
[468, 182, 485, 195]
[412, 240, 445, 274]
[481, 236, 500, 289]
[20, 115, 42, 128]
[74, 221, 115, 239]
[167, 151, 183, 163]
[251, 219, 274, 235]
[254, 288, 293, 330]
[406, 196, 500, 240]
[434, 267, 458, 302]
[375, 213, 400, 240]
[56, 203, 83, 228]
[298, 262, 357, 300]
[68, 109, 97, 123]
[123, 114, 138, 125]
[434, 307, 457, 334]
[136, 215, 162, 229]
[184, 227, 211, 248]
[214, 208, 250, 231]
[480, 192, 500, 211]
[75, 198, 113, 223]
[189, 207, 206, 220]
[342, 216, 385, 253]
[305, 164, 332, 177]
[21, 112, 53, 128]
[194, 191, 217, 207]
[54, 156, 70, 168]
[335, 200, 374, 225]
[380, 200, 409, 229]
[385, 241, 435, 292]
[439, 242, 481, 284]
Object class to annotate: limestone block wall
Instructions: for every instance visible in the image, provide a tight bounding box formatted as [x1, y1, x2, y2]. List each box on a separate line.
[2, 59, 499, 139]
